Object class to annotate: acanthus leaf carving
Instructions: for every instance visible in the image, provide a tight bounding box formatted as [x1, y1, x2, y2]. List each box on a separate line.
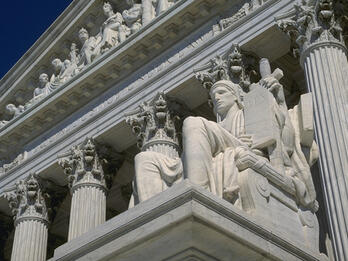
[126, 92, 190, 157]
[58, 137, 123, 191]
[194, 44, 259, 94]
[276, 0, 346, 57]
[3, 174, 50, 224]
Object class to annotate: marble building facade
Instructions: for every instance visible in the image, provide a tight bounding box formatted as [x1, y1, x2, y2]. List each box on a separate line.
[0, 0, 347, 260]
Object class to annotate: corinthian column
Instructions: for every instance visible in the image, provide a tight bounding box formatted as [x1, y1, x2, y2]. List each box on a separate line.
[58, 138, 121, 241]
[277, 1, 348, 260]
[4, 174, 49, 261]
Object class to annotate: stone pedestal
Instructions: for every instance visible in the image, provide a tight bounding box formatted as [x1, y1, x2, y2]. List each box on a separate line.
[11, 219, 48, 261]
[301, 42, 348, 259]
[49, 180, 326, 261]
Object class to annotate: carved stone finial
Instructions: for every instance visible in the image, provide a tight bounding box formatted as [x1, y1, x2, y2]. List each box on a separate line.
[126, 92, 188, 157]
[276, 0, 347, 57]
[194, 44, 259, 93]
[4, 174, 49, 225]
[58, 137, 122, 192]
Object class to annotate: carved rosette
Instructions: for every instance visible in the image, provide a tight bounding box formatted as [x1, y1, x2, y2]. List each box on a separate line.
[58, 138, 120, 193]
[276, 0, 347, 59]
[4, 174, 49, 226]
[194, 44, 259, 93]
[126, 92, 188, 158]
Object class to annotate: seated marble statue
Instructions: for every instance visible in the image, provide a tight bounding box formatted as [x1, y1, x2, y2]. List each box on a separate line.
[182, 80, 249, 202]
[98, 2, 129, 52]
[182, 78, 317, 208]
[123, 0, 142, 34]
[77, 27, 100, 68]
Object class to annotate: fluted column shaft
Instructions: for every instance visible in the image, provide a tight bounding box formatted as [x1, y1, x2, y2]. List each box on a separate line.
[11, 219, 48, 261]
[302, 41, 348, 260]
[68, 184, 106, 241]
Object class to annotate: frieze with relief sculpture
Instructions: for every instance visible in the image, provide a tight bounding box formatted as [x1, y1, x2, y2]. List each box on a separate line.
[0, 1, 179, 127]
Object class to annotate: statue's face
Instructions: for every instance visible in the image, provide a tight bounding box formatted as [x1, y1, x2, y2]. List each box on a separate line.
[52, 59, 62, 71]
[103, 3, 112, 14]
[39, 74, 49, 85]
[79, 29, 89, 42]
[210, 85, 237, 117]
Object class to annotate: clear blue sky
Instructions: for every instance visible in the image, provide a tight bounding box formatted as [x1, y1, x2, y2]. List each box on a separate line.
[0, 1, 73, 79]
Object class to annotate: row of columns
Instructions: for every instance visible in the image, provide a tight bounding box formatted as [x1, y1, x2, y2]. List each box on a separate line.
[3, 138, 121, 261]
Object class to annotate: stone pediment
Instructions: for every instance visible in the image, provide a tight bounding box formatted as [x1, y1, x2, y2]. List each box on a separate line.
[0, 0, 231, 155]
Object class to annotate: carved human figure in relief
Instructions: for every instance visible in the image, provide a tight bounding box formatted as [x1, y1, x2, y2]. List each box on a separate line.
[77, 27, 100, 67]
[123, 0, 142, 34]
[50, 58, 75, 85]
[142, 0, 175, 25]
[99, 2, 129, 52]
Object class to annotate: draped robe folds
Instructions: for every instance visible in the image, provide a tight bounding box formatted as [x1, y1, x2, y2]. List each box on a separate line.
[182, 107, 245, 203]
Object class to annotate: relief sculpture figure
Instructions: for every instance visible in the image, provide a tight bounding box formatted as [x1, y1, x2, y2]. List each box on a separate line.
[99, 2, 129, 53]
[123, 0, 142, 34]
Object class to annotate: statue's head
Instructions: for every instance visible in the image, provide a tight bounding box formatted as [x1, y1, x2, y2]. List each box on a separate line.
[78, 27, 89, 42]
[6, 104, 16, 115]
[52, 58, 63, 72]
[210, 80, 242, 117]
[39, 73, 49, 87]
[103, 2, 113, 15]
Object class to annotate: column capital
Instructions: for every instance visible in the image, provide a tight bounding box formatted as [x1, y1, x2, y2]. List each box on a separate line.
[276, 0, 347, 60]
[4, 174, 49, 225]
[58, 137, 123, 193]
[126, 92, 189, 157]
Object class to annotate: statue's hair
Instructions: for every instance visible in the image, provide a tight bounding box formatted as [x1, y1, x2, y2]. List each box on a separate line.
[210, 80, 243, 109]
[103, 1, 112, 8]
[78, 27, 88, 35]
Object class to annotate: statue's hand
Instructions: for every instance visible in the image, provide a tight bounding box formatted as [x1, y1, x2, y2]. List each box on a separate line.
[261, 76, 282, 93]
[238, 134, 253, 147]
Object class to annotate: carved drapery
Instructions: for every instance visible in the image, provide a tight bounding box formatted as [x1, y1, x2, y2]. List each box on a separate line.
[277, 1, 348, 259]
[58, 137, 122, 241]
[4, 174, 49, 261]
